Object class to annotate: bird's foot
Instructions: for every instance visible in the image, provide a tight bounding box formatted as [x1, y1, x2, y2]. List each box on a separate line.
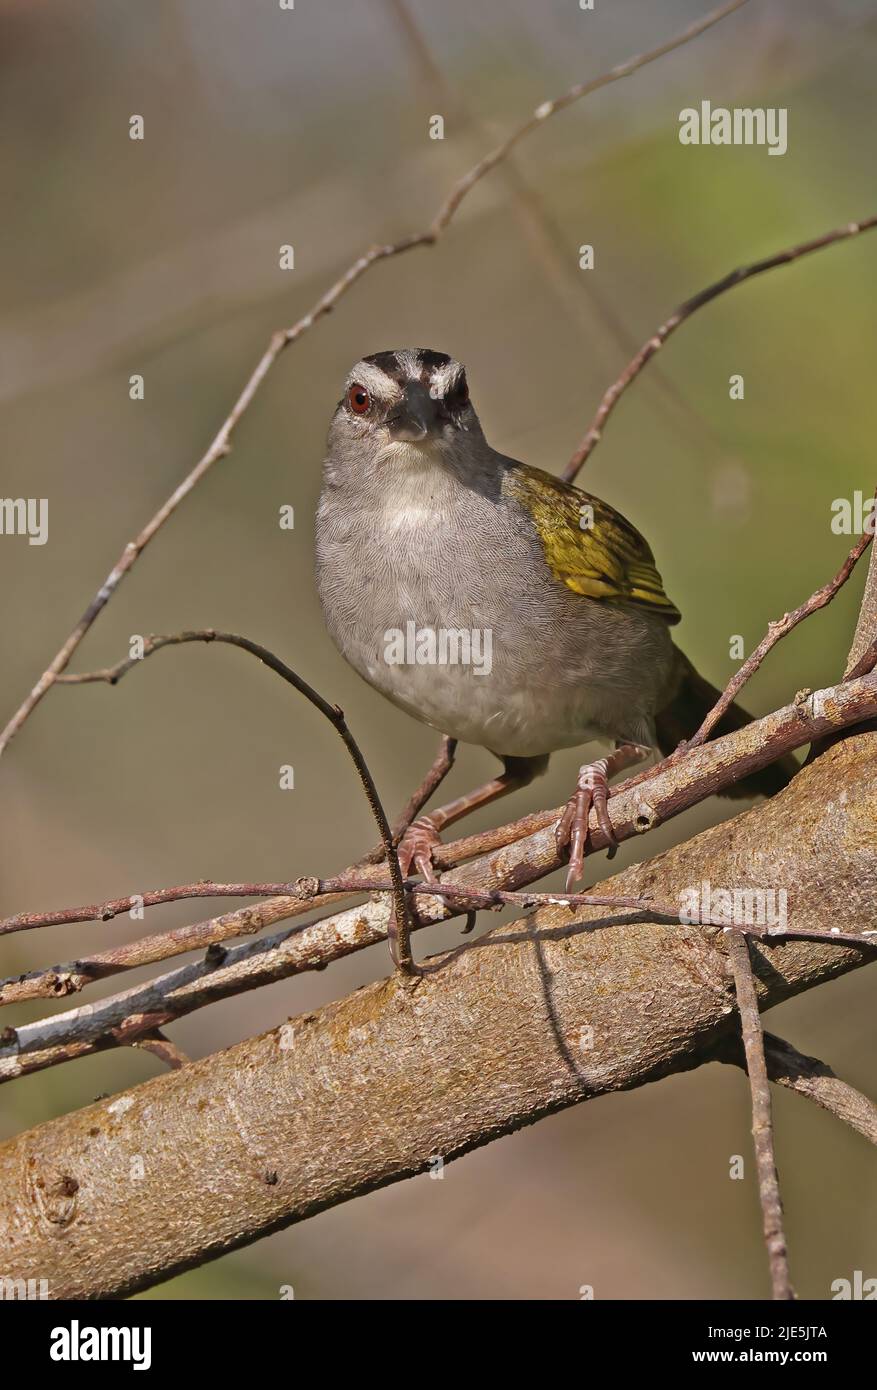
[396, 815, 443, 881]
[556, 758, 619, 889]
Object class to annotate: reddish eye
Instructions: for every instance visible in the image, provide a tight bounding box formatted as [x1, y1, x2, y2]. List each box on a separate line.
[347, 384, 371, 415]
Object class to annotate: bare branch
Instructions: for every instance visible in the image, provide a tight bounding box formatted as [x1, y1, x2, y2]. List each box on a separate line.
[2, 676, 875, 1059]
[428, 670, 877, 871]
[0, 0, 750, 760]
[686, 513, 874, 748]
[128, 1029, 190, 1072]
[0, 882, 658, 1008]
[26, 489, 867, 984]
[725, 931, 794, 1300]
[0, 878, 652, 941]
[428, 0, 752, 237]
[5, 869, 876, 1010]
[563, 217, 877, 481]
[716, 1032, 877, 1148]
[2, 723, 874, 1299]
[54, 628, 417, 972]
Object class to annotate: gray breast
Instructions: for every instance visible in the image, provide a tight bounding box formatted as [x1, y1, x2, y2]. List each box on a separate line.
[314, 452, 675, 757]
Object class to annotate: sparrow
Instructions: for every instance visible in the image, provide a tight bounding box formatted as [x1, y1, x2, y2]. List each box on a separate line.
[315, 348, 795, 888]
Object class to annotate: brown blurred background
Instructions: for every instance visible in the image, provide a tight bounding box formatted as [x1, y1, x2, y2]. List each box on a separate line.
[1, 0, 875, 1299]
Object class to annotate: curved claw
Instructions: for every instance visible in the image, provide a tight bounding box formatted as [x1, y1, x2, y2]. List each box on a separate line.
[556, 758, 617, 889]
[396, 815, 443, 882]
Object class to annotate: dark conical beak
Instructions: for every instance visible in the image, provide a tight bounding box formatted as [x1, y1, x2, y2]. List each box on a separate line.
[387, 381, 439, 442]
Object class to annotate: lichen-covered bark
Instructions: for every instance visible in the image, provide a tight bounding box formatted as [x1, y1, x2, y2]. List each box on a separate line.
[0, 729, 874, 1299]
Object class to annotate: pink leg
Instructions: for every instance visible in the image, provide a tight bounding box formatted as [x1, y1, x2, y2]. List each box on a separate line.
[398, 754, 548, 880]
[556, 742, 650, 890]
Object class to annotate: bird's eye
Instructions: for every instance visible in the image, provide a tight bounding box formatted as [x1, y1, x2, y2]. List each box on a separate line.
[347, 384, 371, 415]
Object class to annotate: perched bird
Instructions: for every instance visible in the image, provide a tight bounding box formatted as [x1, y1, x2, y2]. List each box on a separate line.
[315, 348, 795, 887]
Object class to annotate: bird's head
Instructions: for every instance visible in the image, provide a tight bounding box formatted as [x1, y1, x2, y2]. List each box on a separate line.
[328, 348, 482, 470]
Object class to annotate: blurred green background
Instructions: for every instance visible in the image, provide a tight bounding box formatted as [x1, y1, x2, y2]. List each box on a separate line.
[1, 0, 875, 1299]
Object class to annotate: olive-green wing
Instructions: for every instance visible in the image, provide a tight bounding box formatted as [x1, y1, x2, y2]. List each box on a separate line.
[503, 463, 681, 625]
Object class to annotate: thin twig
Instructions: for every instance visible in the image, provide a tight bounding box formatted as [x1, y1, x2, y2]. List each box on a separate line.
[428, 0, 752, 238]
[56, 629, 418, 974]
[7, 741, 876, 1303]
[563, 217, 877, 481]
[3, 673, 876, 1032]
[725, 931, 795, 1301]
[0, 882, 311, 937]
[686, 511, 875, 748]
[0, 0, 750, 759]
[0, 876, 651, 938]
[4, 875, 877, 1009]
[128, 1029, 190, 1071]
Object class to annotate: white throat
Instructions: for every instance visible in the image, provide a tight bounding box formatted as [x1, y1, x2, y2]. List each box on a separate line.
[372, 439, 458, 530]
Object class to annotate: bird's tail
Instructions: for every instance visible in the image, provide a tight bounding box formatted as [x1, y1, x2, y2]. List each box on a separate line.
[655, 648, 797, 800]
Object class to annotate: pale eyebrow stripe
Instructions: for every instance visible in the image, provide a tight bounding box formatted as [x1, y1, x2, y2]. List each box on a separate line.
[346, 363, 403, 401]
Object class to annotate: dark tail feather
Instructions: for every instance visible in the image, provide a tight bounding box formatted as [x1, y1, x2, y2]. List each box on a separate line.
[655, 652, 797, 800]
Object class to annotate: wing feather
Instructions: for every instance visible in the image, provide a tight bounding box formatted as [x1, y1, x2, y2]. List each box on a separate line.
[503, 464, 681, 624]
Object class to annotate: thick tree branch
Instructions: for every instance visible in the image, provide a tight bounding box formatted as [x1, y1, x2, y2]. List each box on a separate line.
[1, 725, 874, 1298]
[716, 1033, 877, 1148]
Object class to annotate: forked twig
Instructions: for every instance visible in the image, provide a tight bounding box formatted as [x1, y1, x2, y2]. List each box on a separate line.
[56, 629, 419, 974]
[563, 217, 877, 481]
[686, 508, 875, 748]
